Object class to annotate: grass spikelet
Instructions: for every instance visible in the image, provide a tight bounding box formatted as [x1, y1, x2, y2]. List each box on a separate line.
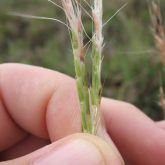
[150, 1, 165, 65]
[150, 1, 165, 117]
[61, 0, 104, 135]
[90, 0, 103, 134]
[61, 0, 92, 133]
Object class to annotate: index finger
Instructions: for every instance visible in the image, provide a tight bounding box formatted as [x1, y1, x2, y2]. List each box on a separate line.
[102, 98, 165, 165]
[0, 63, 81, 151]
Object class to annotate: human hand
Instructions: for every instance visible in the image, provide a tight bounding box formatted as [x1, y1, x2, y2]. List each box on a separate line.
[0, 63, 123, 165]
[1, 63, 165, 165]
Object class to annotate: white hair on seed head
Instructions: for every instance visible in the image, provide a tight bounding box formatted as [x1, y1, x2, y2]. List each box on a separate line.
[92, 0, 103, 54]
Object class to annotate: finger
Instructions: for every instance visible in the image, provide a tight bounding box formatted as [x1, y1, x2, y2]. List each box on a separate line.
[102, 98, 165, 165]
[1, 135, 50, 161]
[0, 95, 26, 151]
[0, 63, 80, 149]
[1, 134, 124, 165]
[156, 120, 165, 130]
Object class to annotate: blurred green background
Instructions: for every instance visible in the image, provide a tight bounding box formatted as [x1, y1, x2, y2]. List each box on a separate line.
[0, 0, 165, 120]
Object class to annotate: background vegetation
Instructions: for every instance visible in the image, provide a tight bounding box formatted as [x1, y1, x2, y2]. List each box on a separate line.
[1, 0, 165, 120]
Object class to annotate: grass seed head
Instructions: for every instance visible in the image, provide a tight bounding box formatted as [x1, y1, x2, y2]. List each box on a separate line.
[62, 0, 84, 61]
[92, 0, 103, 53]
[150, 1, 165, 65]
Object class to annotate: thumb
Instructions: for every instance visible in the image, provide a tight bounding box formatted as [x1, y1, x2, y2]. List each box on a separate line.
[3, 133, 124, 165]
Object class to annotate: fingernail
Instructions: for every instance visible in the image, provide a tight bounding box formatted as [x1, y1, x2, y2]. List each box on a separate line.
[33, 139, 104, 165]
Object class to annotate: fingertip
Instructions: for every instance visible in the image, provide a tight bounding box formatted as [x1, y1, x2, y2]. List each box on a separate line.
[41, 133, 124, 165]
[4, 133, 124, 165]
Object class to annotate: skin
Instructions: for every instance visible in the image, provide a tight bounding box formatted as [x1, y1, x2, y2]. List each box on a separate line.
[0, 63, 165, 165]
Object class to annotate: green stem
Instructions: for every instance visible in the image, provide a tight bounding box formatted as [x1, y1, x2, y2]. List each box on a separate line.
[90, 42, 102, 134]
[72, 31, 92, 133]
